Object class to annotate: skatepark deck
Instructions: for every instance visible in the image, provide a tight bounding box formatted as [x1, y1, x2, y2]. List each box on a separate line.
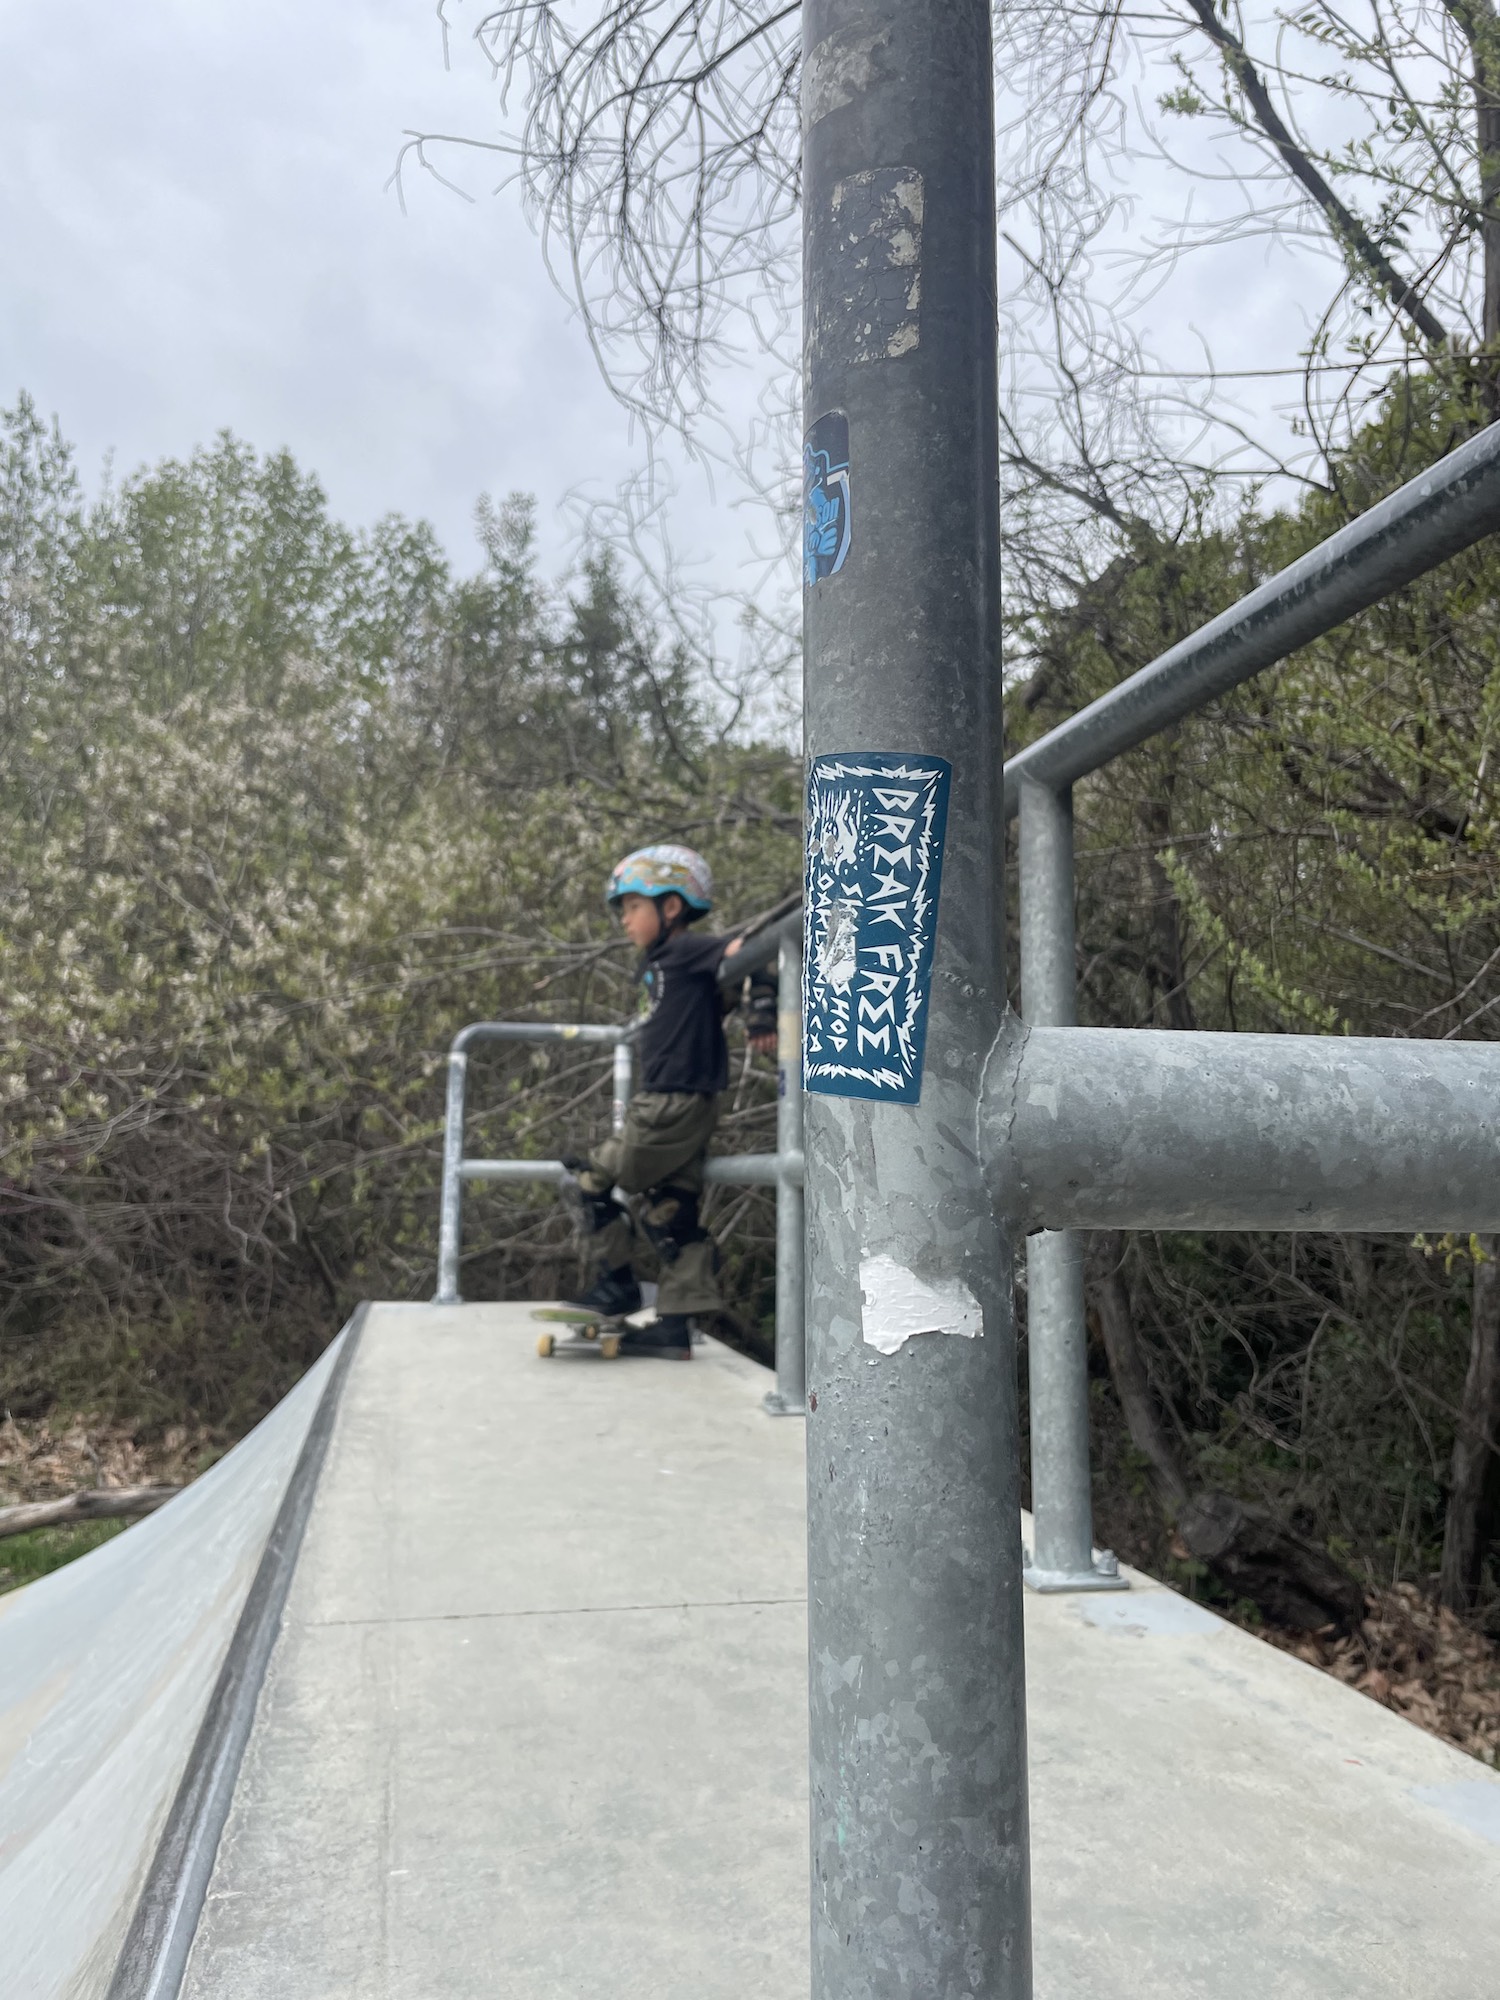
[6, 1300, 1500, 1996]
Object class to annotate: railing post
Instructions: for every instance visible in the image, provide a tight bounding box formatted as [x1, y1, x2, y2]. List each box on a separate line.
[764, 931, 806, 1416]
[1018, 780, 1125, 1592]
[611, 1035, 633, 1134]
[802, 0, 1029, 1988]
[434, 1045, 468, 1305]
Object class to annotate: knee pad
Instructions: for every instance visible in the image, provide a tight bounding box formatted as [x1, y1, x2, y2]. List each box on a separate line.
[560, 1170, 627, 1236]
[639, 1187, 708, 1265]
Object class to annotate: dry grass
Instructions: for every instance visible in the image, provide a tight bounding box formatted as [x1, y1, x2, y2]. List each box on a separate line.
[0, 1411, 221, 1507]
[0, 1413, 222, 1598]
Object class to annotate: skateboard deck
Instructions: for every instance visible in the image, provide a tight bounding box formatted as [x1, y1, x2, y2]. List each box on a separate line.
[531, 1306, 630, 1359]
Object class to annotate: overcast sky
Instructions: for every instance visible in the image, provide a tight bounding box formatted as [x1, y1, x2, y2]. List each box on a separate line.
[0, 0, 775, 596]
[1, 0, 1357, 622]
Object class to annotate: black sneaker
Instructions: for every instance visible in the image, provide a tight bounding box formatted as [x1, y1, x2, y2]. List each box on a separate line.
[562, 1268, 642, 1318]
[617, 1314, 693, 1359]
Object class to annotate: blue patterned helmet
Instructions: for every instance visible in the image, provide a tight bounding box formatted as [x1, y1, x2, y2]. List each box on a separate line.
[606, 844, 714, 918]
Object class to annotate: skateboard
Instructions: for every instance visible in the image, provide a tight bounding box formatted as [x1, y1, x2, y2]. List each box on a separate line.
[532, 1306, 629, 1359]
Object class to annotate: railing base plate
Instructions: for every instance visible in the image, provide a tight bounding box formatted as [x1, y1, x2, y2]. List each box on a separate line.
[762, 1390, 806, 1418]
[1023, 1551, 1130, 1594]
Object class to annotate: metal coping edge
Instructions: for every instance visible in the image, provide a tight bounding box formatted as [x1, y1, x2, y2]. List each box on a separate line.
[103, 1302, 372, 2000]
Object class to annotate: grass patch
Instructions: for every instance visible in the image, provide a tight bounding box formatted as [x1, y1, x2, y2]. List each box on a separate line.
[0, 1520, 128, 1597]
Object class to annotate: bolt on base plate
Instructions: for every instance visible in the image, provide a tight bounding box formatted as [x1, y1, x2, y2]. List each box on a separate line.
[1023, 1548, 1131, 1594]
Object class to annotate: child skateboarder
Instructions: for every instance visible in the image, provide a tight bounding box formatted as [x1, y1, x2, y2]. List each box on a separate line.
[560, 844, 775, 1358]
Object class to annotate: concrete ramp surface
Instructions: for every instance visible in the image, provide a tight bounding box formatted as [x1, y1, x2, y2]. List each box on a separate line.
[5, 1300, 1500, 1996]
[0, 1338, 339, 1999]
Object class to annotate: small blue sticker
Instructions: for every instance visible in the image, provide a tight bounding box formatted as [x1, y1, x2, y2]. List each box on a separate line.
[803, 411, 851, 587]
[803, 752, 951, 1104]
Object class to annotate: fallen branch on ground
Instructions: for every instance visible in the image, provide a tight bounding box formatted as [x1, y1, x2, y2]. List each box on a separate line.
[0, 1485, 182, 1540]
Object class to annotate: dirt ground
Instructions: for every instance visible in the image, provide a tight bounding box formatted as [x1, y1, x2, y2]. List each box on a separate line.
[1261, 1581, 1500, 1767]
[0, 1411, 221, 1507]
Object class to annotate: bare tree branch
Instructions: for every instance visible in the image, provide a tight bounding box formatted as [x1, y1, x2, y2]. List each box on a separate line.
[1176, 0, 1450, 347]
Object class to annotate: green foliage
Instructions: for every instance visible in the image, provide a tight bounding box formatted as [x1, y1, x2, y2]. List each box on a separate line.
[0, 398, 798, 1432]
[1157, 86, 1208, 119]
[0, 1520, 126, 1597]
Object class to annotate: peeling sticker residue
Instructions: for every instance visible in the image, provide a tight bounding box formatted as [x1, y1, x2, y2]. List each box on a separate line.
[803, 25, 895, 129]
[859, 1252, 982, 1355]
[809, 168, 924, 369]
[816, 899, 859, 991]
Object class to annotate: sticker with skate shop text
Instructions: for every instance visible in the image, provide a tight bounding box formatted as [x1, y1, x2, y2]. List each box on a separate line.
[803, 751, 950, 1103]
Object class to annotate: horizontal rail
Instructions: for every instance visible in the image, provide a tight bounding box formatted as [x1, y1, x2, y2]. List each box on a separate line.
[448, 910, 797, 1059]
[451, 1020, 626, 1054]
[705, 1150, 803, 1187]
[1001, 419, 1500, 815]
[718, 909, 802, 983]
[988, 1023, 1500, 1233]
[460, 1151, 803, 1189]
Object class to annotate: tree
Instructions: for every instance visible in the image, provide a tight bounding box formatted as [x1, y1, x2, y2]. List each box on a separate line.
[0, 400, 800, 1430]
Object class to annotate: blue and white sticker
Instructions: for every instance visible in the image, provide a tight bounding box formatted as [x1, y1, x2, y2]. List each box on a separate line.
[803, 411, 851, 587]
[803, 752, 951, 1103]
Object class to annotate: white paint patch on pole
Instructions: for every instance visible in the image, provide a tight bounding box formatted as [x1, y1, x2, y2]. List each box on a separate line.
[858, 1252, 983, 1354]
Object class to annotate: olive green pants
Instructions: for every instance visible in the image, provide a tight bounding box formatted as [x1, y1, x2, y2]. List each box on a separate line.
[579, 1090, 723, 1315]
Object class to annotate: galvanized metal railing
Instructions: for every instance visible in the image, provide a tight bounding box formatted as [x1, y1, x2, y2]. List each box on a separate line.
[432, 924, 807, 1417]
[1006, 419, 1500, 1592]
[431, 425, 1500, 1554]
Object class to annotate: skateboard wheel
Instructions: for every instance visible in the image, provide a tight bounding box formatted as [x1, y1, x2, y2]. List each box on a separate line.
[537, 1332, 555, 1358]
[599, 1334, 621, 1359]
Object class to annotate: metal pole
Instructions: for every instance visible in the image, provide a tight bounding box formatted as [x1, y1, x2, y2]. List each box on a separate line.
[764, 931, 806, 1417]
[802, 0, 1029, 1989]
[1018, 781, 1124, 1593]
[434, 1048, 468, 1305]
[1018, 781, 1076, 1029]
[611, 1037, 633, 1134]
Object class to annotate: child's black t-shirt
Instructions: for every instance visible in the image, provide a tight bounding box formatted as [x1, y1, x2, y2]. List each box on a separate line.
[637, 930, 730, 1094]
